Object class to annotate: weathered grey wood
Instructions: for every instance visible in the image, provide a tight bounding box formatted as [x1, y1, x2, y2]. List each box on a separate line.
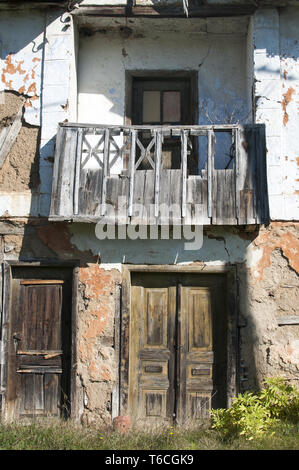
[79, 169, 102, 216]
[158, 170, 181, 225]
[207, 130, 215, 219]
[236, 126, 256, 225]
[100, 128, 110, 216]
[226, 170, 238, 224]
[254, 125, 269, 224]
[181, 130, 188, 218]
[131, 169, 146, 223]
[62, 123, 240, 131]
[234, 127, 240, 221]
[277, 316, 299, 326]
[128, 129, 137, 217]
[56, 127, 77, 217]
[50, 126, 65, 216]
[73, 128, 83, 215]
[50, 123, 267, 226]
[213, 170, 237, 225]
[72, 4, 256, 18]
[0, 105, 23, 169]
[154, 130, 162, 218]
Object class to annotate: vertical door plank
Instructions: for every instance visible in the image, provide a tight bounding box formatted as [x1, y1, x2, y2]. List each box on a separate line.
[8, 278, 69, 419]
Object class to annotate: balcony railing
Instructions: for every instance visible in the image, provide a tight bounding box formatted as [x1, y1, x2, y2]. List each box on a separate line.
[49, 123, 268, 225]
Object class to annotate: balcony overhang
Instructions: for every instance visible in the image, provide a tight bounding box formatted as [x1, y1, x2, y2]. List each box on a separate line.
[49, 123, 269, 226]
[70, 3, 257, 19]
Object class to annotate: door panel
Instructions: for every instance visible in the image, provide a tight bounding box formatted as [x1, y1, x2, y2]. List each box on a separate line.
[16, 283, 62, 418]
[129, 272, 227, 425]
[7, 269, 72, 420]
[129, 276, 176, 425]
[178, 286, 214, 424]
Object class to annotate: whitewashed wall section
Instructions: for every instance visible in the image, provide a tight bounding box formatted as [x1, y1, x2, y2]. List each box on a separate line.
[0, 11, 44, 126]
[0, 9, 77, 217]
[279, 8, 299, 221]
[251, 8, 299, 221]
[77, 17, 249, 174]
[40, 11, 77, 207]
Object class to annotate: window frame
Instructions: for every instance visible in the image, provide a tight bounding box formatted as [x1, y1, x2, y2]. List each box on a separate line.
[124, 71, 198, 170]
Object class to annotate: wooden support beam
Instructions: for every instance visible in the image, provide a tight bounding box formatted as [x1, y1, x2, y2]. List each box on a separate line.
[277, 316, 299, 326]
[181, 129, 188, 218]
[100, 128, 110, 216]
[207, 129, 215, 219]
[20, 280, 65, 285]
[128, 128, 137, 217]
[0, 105, 23, 169]
[154, 129, 162, 218]
[73, 5, 256, 18]
[234, 127, 240, 222]
[73, 128, 83, 215]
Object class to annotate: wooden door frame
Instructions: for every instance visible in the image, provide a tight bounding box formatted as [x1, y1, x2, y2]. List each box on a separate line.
[119, 264, 238, 418]
[0, 260, 79, 421]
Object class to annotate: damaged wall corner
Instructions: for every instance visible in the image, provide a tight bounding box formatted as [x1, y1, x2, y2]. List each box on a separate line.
[0, 91, 40, 192]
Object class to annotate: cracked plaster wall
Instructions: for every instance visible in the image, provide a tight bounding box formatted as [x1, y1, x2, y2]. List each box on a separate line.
[0, 8, 77, 217]
[1, 219, 298, 424]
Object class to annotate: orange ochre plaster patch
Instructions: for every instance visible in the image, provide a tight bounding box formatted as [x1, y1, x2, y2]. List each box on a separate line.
[253, 224, 299, 282]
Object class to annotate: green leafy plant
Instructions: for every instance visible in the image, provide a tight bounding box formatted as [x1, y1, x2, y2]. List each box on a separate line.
[210, 377, 299, 441]
[260, 377, 299, 422]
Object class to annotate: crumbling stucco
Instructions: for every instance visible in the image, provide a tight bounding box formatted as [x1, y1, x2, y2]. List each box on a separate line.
[0, 91, 40, 191]
[77, 265, 121, 425]
[0, 126, 40, 191]
[238, 223, 299, 391]
[0, 218, 298, 424]
[250, 223, 299, 282]
[0, 92, 24, 130]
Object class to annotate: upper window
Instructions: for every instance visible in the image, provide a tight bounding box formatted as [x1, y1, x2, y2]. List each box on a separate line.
[132, 78, 192, 126]
[131, 76, 198, 173]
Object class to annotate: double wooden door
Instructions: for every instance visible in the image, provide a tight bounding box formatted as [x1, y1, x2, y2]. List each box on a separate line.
[7, 267, 72, 420]
[128, 273, 227, 425]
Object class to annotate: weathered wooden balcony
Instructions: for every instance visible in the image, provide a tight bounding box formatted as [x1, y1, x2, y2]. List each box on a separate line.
[50, 123, 268, 225]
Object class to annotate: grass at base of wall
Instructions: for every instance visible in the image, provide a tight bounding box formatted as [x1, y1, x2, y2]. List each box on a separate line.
[0, 420, 298, 450]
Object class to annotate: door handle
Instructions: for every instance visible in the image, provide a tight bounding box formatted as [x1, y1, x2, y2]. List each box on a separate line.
[13, 333, 22, 351]
[13, 333, 22, 342]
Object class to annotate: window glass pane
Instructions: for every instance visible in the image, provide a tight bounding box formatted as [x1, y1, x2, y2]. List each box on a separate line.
[163, 91, 181, 123]
[143, 91, 161, 123]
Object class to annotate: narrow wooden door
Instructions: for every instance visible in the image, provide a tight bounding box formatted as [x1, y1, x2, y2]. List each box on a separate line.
[177, 286, 214, 423]
[7, 276, 72, 419]
[129, 274, 177, 425]
[128, 273, 227, 426]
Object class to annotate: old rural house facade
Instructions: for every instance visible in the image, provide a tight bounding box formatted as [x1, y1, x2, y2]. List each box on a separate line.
[0, 0, 298, 426]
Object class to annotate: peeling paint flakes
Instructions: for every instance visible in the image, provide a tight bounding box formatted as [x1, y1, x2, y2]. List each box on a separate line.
[282, 87, 295, 126]
[1, 53, 41, 104]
